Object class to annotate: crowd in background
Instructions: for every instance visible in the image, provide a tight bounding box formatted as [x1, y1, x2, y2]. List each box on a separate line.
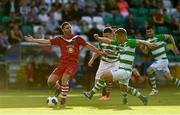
[0, 0, 180, 89]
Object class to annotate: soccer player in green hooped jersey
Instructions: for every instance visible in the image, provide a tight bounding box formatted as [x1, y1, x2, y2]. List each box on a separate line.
[84, 28, 156, 105]
[88, 27, 119, 101]
[140, 26, 180, 96]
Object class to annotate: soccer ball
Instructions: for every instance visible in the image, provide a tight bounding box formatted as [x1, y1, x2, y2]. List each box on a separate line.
[47, 96, 58, 107]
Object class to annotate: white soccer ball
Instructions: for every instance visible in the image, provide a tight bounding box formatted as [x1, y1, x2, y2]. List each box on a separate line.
[47, 96, 58, 107]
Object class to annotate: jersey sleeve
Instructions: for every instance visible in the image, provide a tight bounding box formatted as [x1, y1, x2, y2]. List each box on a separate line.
[77, 36, 88, 46]
[127, 39, 137, 48]
[49, 36, 62, 46]
[111, 39, 119, 45]
[156, 35, 166, 41]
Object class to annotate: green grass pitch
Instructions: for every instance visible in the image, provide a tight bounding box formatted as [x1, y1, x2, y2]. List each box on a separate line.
[0, 87, 179, 115]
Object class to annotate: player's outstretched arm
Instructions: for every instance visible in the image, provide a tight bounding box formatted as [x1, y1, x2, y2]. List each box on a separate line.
[84, 42, 107, 57]
[88, 52, 100, 67]
[93, 34, 112, 44]
[165, 34, 180, 55]
[139, 44, 149, 54]
[137, 40, 157, 49]
[24, 35, 51, 45]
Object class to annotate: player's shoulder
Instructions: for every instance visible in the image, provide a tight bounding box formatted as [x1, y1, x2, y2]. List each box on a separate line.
[126, 38, 137, 46]
[154, 34, 166, 41]
[155, 34, 165, 38]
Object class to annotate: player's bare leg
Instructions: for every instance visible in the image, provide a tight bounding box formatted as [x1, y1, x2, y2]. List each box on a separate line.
[54, 80, 61, 97]
[47, 74, 59, 88]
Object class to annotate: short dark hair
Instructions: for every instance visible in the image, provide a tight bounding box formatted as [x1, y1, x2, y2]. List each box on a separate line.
[115, 28, 127, 35]
[111, 26, 118, 30]
[61, 22, 70, 29]
[103, 27, 113, 34]
[146, 26, 153, 30]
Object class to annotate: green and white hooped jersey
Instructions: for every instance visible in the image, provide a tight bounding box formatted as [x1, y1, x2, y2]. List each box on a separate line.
[99, 39, 119, 62]
[111, 39, 137, 72]
[147, 35, 167, 60]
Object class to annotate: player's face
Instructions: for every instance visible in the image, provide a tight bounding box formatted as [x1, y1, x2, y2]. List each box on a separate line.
[63, 24, 72, 35]
[115, 33, 126, 43]
[146, 29, 154, 38]
[103, 32, 112, 39]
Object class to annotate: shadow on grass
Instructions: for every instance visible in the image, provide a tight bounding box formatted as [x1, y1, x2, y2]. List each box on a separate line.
[0, 87, 179, 110]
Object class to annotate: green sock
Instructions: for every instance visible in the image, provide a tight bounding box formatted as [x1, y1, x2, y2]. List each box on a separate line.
[127, 86, 144, 100]
[121, 91, 127, 98]
[92, 80, 107, 94]
[148, 72, 157, 90]
[172, 77, 180, 87]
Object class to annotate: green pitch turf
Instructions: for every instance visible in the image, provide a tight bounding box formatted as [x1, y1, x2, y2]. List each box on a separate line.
[0, 87, 179, 115]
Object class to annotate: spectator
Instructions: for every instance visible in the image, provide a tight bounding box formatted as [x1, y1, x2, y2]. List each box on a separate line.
[144, 0, 151, 8]
[71, 21, 82, 34]
[5, 0, 19, 15]
[152, 8, 164, 26]
[96, 0, 105, 13]
[45, 13, 59, 34]
[79, 20, 89, 34]
[163, 8, 171, 27]
[70, 3, 82, 21]
[117, 0, 129, 18]
[171, 4, 180, 33]
[85, 0, 97, 16]
[86, 22, 102, 42]
[39, 0, 49, 12]
[61, 4, 72, 22]
[50, 4, 62, 23]
[0, 30, 11, 54]
[38, 8, 49, 25]
[98, 4, 113, 18]
[51, 0, 62, 11]
[125, 14, 136, 35]
[30, 1, 39, 14]
[26, 7, 39, 24]
[19, 1, 31, 18]
[9, 24, 23, 44]
[77, 0, 86, 10]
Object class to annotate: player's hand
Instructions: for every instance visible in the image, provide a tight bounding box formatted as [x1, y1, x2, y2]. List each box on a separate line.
[93, 34, 100, 40]
[88, 60, 93, 67]
[148, 43, 157, 49]
[24, 35, 34, 42]
[101, 51, 108, 57]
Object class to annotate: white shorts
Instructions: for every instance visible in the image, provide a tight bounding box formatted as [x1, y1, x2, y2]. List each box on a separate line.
[95, 60, 119, 80]
[150, 59, 170, 73]
[111, 68, 132, 86]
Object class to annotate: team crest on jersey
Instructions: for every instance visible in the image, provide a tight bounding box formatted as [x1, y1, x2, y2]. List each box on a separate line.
[67, 45, 74, 53]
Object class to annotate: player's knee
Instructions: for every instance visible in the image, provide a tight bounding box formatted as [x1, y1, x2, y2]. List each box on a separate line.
[147, 67, 154, 75]
[47, 78, 56, 87]
[120, 84, 128, 92]
[61, 76, 70, 85]
[100, 71, 112, 81]
[164, 72, 172, 80]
